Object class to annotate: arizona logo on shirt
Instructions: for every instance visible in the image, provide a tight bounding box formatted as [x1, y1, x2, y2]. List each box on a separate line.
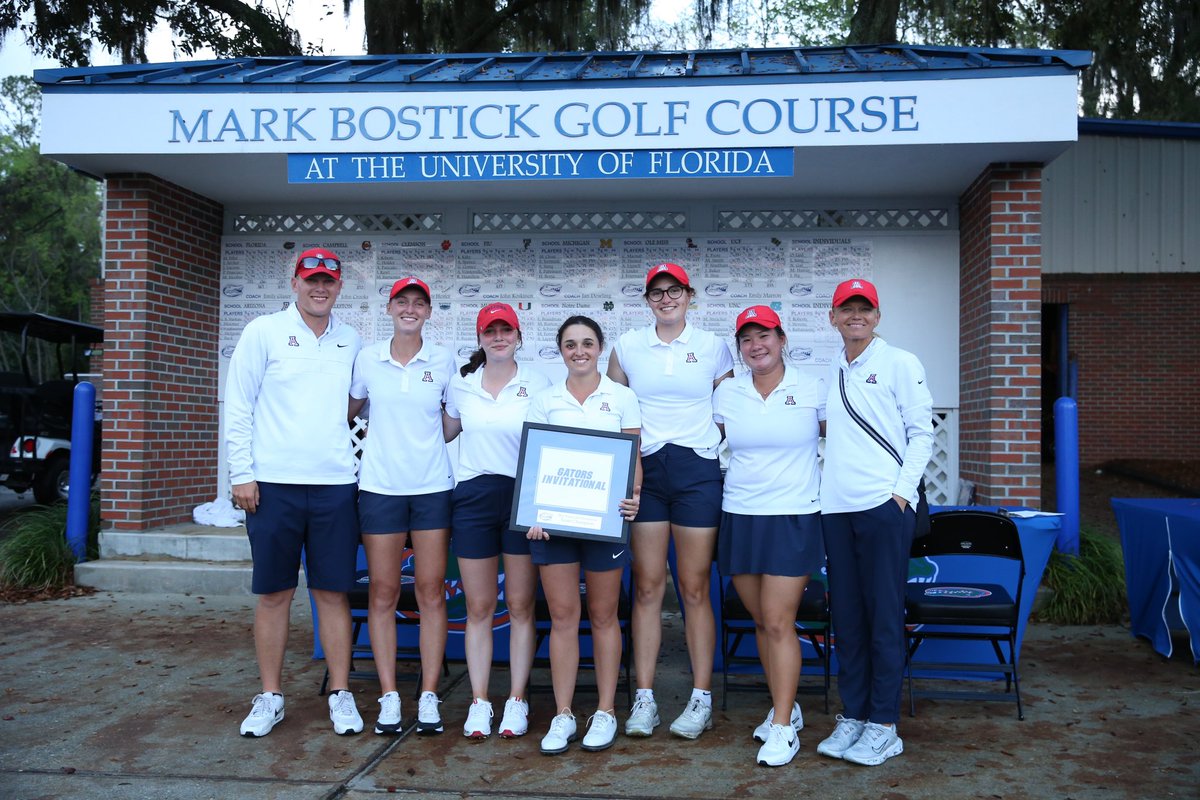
[516, 386, 528, 397]
[866, 374, 878, 384]
[784, 395, 796, 405]
[287, 336, 299, 347]
[599, 401, 611, 412]
[422, 371, 434, 382]
[685, 352, 698, 363]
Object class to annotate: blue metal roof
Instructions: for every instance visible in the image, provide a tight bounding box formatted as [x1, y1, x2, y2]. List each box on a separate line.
[35, 45, 1091, 92]
[1079, 118, 1200, 140]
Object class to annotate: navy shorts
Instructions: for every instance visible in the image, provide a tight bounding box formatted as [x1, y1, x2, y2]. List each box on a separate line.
[359, 489, 453, 534]
[718, 511, 825, 578]
[245, 482, 359, 594]
[529, 535, 629, 573]
[636, 444, 723, 527]
[451, 474, 530, 559]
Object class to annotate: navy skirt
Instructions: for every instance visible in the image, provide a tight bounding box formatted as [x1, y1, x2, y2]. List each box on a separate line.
[718, 512, 825, 577]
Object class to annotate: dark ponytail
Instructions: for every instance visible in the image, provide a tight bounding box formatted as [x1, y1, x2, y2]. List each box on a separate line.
[460, 348, 487, 377]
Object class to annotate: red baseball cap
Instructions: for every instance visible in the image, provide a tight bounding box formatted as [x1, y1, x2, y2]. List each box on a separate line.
[389, 276, 431, 301]
[645, 262, 690, 288]
[832, 277, 880, 309]
[294, 248, 342, 280]
[476, 302, 520, 336]
[735, 305, 782, 335]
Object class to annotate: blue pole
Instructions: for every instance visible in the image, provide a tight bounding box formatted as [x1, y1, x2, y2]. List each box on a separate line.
[66, 381, 96, 562]
[1054, 396, 1080, 555]
[1058, 305, 1070, 398]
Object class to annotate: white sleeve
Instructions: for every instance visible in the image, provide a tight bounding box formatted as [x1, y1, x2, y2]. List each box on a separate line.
[894, 354, 935, 504]
[224, 320, 267, 485]
[526, 392, 549, 424]
[444, 374, 463, 420]
[713, 336, 734, 377]
[619, 386, 642, 429]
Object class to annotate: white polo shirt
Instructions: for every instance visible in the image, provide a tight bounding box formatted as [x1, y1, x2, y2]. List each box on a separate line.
[527, 374, 641, 434]
[613, 322, 733, 457]
[820, 337, 934, 514]
[713, 367, 823, 515]
[225, 303, 361, 486]
[350, 337, 455, 496]
[445, 364, 552, 482]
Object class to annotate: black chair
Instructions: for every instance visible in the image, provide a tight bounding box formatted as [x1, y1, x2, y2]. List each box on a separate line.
[319, 549, 444, 696]
[719, 575, 831, 713]
[531, 566, 634, 708]
[904, 510, 1025, 719]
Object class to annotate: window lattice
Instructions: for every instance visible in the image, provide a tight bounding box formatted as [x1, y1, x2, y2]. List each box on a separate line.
[229, 213, 443, 234]
[718, 208, 951, 231]
[472, 210, 688, 233]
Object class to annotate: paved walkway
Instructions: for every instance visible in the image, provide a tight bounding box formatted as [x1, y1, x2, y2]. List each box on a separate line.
[1, 591, 1197, 800]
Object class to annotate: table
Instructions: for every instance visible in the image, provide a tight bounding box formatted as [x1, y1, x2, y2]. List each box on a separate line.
[1112, 498, 1200, 663]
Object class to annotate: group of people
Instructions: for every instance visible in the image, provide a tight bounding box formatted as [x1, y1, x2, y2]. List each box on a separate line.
[225, 247, 933, 770]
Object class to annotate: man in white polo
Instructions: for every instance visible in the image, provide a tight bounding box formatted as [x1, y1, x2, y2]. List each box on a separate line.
[225, 247, 364, 737]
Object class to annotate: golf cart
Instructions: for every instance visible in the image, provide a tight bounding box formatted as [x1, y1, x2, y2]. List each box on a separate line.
[0, 312, 103, 504]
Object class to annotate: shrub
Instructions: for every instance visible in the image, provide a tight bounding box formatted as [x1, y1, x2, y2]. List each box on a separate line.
[1039, 526, 1127, 625]
[0, 492, 101, 591]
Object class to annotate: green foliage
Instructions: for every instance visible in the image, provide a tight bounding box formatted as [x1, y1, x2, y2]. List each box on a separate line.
[0, 75, 102, 379]
[0, 492, 100, 591]
[1039, 527, 1128, 625]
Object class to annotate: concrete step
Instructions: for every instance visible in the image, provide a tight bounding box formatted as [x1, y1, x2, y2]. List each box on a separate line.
[100, 524, 250, 561]
[75, 558, 255, 595]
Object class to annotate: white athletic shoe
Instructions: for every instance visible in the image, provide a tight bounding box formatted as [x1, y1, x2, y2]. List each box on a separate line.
[756, 722, 800, 767]
[624, 697, 660, 737]
[463, 698, 493, 739]
[374, 691, 401, 735]
[498, 697, 529, 738]
[842, 721, 904, 766]
[417, 691, 443, 735]
[753, 701, 804, 743]
[328, 690, 363, 735]
[540, 710, 577, 755]
[668, 697, 713, 739]
[581, 710, 618, 751]
[816, 715, 867, 759]
[239, 693, 284, 737]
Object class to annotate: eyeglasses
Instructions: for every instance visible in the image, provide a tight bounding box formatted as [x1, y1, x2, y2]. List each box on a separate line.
[647, 285, 686, 302]
[295, 256, 341, 273]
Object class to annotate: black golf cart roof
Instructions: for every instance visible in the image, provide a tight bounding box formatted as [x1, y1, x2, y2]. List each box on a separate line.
[0, 312, 104, 344]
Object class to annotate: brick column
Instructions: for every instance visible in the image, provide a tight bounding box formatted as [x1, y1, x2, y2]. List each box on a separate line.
[958, 164, 1043, 507]
[102, 174, 223, 530]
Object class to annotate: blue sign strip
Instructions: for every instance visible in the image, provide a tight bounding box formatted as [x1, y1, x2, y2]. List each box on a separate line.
[287, 147, 792, 183]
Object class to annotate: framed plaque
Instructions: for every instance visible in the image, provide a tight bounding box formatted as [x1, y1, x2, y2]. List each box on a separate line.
[510, 422, 639, 544]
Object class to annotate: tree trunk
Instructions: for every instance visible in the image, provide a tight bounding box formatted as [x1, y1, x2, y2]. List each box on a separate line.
[848, 0, 900, 44]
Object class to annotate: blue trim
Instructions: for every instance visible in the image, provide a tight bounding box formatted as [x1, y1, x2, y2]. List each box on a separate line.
[1079, 117, 1200, 140]
[34, 45, 1091, 93]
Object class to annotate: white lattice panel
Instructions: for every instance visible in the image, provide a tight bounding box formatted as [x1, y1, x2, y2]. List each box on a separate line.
[229, 212, 443, 234]
[472, 210, 688, 233]
[717, 208, 951, 231]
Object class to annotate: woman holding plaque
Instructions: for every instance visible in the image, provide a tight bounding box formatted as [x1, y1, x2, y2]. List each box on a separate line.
[443, 302, 550, 740]
[525, 315, 642, 755]
[348, 276, 455, 737]
[712, 305, 825, 768]
[606, 262, 733, 740]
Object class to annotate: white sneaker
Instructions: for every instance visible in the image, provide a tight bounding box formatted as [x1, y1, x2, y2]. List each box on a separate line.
[417, 691, 443, 735]
[842, 721, 904, 766]
[756, 722, 800, 767]
[624, 697, 660, 737]
[239, 692, 284, 737]
[374, 691, 401, 735]
[498, 697, 529, 738]
[463, 698, 493, 739]
[540, 710, 577, 755]
[668, 697, 713, 739]
[581, 710, 618, 751]
[328, 690, 363, 735]
[753, 702, 804, 743]
[816, 715, 867, 759]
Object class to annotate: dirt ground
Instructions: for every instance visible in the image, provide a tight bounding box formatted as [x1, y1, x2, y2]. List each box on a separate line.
[1043, 458, 1200, 540]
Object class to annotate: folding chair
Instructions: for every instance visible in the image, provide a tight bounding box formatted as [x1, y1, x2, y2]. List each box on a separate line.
[531, 565, 634, 708]
[719, 575, 831, 713]
[319, 546, 445, 696]
[905, 510, 1025, 719]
